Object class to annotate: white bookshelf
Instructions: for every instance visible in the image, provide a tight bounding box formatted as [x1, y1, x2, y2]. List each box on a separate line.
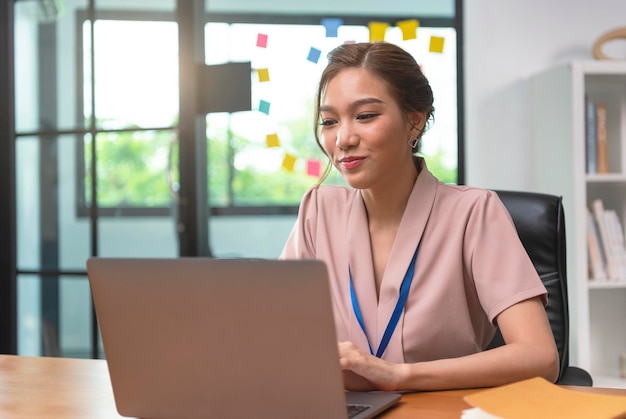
[531, 60, 626, 388]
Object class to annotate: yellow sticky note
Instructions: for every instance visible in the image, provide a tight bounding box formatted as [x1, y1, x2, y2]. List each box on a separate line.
[429, 36, 445, 53]
[396, 19, 419, 41]
[257, 68, 270, 82]
[368, 21, 389, 42]
[266, 133, 280, 148]
[282, 153, 297, 172]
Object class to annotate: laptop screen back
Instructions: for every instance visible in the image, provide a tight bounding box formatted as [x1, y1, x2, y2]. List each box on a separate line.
[87, 257, 349, 419]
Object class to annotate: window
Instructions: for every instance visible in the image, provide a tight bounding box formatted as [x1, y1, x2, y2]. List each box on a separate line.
[78, 13, 459, 216]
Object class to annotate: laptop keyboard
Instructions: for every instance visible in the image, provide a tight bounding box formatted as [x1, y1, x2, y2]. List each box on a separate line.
[347, 404, 371, 418]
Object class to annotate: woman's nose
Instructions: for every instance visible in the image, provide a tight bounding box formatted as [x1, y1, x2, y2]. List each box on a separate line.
[336, 122, 358, 149]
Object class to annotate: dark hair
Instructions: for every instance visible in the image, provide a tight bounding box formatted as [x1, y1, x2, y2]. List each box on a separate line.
[314, 42, 435, 182]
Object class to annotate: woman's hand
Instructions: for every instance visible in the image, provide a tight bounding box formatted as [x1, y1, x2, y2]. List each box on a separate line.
[338, 341, 407, 391]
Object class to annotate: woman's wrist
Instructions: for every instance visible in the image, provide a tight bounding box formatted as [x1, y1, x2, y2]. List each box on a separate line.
[393, 362, 415, 391]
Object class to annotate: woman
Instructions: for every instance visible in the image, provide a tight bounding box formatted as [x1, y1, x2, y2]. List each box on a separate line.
[280, 42, 559, 391]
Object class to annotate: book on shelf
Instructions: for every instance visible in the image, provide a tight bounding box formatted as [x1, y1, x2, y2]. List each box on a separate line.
[596, 102, 609, 174]
[587, 207, 607, 280]
[589, 199, 626, 281]
[605, 209, 626, 279]
[585, 97, 597, 174]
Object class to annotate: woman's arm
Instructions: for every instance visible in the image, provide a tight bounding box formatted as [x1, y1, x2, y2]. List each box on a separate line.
[339, 296, 559, 391]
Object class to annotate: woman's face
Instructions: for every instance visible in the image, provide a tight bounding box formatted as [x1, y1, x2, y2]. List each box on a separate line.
[319, 67, 420, 191]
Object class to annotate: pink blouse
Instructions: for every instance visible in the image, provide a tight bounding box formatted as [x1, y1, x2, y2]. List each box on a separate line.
[280, 158, 546, 363]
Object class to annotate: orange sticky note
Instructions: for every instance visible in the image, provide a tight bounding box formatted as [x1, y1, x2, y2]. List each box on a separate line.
[257, 68, 270, 82]
[306, 159, 321, 177]
[429, 36, 445, 53]
[266, 133, 280, 148]
[396, 19, 419, 40]
[368, 21, 389, 42]
[282, 153, 297, 172]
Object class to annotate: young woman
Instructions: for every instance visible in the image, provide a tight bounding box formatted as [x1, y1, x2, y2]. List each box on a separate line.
[280, 42, 559, 391]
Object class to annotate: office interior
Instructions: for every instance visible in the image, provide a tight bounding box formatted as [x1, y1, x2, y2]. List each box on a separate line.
[1, 0, 625, 388]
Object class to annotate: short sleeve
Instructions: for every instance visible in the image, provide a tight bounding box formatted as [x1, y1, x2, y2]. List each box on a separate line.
[464, 191, 547, 323]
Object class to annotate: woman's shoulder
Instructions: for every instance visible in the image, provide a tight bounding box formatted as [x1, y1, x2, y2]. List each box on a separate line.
[297, 184, 358, 215]
[301, 184, 358, 201]
[433, 182, 505, 214]
[436, 182, 500, 202]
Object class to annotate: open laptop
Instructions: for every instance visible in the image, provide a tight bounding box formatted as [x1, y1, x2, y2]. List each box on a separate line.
[87, 257, 401, 419]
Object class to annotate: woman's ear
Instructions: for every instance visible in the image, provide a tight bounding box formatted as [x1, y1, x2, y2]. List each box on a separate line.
[408, 111, 427, 136]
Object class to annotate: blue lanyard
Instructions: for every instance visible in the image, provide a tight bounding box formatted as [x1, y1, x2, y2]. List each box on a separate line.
[349, 244, 420, 358]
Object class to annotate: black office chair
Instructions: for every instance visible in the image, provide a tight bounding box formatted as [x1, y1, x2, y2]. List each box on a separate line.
[487, 190, 593, 386]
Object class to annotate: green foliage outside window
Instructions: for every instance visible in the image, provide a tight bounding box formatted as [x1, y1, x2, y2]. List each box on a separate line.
[85, 129, 174, 208]
[86, 126, 456, 209]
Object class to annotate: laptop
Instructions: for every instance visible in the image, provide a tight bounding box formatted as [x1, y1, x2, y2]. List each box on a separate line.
[87, 257, 401, 419]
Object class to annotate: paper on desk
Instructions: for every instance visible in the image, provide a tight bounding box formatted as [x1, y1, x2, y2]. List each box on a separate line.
[463, 377, 626, 419]
[461, 407, 503, 419]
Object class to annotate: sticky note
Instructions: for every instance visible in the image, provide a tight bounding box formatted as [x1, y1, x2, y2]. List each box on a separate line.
[321, 17, 343, 37]
[266, 133, 280, 148]
[257, 68, 270, 82]
[368, 21, 389, 42]
[429, 36, 445, 53]
[307, 47, 322, 63]
[259, 100, 270, 115]
[396, 19, 419, 40]
[282, 153, 297, 172]
[256, 33, 268, 48]
[306, 159, 322, 177]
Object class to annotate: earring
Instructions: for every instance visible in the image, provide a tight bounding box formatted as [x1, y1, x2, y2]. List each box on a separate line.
[408, 136, 418, 149]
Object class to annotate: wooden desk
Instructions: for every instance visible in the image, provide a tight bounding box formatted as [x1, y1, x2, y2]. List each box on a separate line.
[1, 355, 625, 418]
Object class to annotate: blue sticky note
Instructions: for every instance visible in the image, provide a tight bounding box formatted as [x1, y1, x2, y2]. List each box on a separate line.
[259, 100, 270, 115]
[307, 47, 322, 64]
[321, 18, 343, 37]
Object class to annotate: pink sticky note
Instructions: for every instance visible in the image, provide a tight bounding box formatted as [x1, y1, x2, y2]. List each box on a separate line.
[306, 159, 321, 177]
[257, 33, 268, 48]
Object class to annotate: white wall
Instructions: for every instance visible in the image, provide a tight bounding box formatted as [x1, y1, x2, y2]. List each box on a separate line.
[464, 0, 626, 190]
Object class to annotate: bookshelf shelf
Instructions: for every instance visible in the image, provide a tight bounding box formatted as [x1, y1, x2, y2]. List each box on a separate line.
[586, 174, 626, 183]
[588, 280, 626, 290]
[531, 60, 626, 387]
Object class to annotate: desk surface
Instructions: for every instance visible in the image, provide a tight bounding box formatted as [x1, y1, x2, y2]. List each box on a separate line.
[1, 355, 625, 418]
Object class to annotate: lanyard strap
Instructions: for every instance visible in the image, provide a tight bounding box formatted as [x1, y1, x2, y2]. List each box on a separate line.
[349, 244, 420, 358]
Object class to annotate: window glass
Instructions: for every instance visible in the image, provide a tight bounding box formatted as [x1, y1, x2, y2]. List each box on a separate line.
[204, 22, 457, 207]
[84, 17, 457, 212]
[87, 20, 179, 129]
[84, 130, 177, 209]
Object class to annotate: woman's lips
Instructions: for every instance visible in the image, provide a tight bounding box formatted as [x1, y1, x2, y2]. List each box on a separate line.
[339, 156, 365, 170]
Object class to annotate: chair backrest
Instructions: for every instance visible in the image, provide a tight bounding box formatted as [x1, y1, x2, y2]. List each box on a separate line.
[487, 190, 570, 381]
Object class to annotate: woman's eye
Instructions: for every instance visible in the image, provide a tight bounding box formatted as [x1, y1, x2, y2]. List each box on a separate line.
[320, 119, 337, 127]
[356, 113, 378, 121]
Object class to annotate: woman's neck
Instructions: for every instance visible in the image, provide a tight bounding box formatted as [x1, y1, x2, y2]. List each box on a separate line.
[361, 159, 419, 228]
